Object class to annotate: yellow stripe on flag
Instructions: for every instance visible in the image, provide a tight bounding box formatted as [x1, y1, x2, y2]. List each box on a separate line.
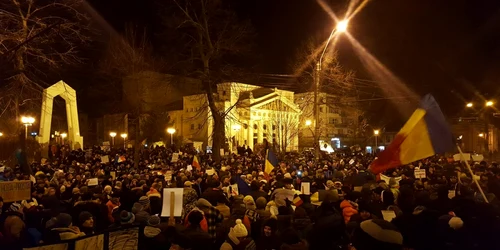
[399, 108, 435, 164]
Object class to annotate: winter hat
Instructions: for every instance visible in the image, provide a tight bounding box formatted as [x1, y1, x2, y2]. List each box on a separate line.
[55, 213, 73, 228]
[9, 203, 22, 212]
[353, 219, 403, 250]
[79, 211, 93, 225]
[196, 198, 212, 208]
[284, 173, 292, 179]
[120, 211, 135, 225]
[231, 219, 248, 238]
[147, 215, 161, 227]
[326, 180, 335, 188]
[243, 195, 256, 209]
[138, 196, 150, 207]
[132, 203, 144, 214]
[439, 215, 464, 230]
[263, 218, 278, 231]
[104, 185, 112, 193]
[256, 197, 267, 209]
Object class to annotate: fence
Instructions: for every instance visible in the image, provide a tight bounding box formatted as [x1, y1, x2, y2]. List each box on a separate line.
[24, 226, 142, 250]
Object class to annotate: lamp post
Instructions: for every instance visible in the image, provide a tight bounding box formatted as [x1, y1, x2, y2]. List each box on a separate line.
[120, 133, 127, 149]
[374, 129, 380, 150]
[109, 132, 117, 147]
[167, 128, 176, 145]
[60, 133, 67, 145]
[21, 116, 35, 139]
[0, 132, 3, 137]
[314, 19, 349, 160]
[466, 100, 495, 155]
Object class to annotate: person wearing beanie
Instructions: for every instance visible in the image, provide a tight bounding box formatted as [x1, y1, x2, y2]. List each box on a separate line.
[132, 202, 150, 225]
[120, 211, 135, 225]
[144, 215, 161, 237]
[352, 219, 403, 250]
[140, 215, 169, 250]
[280, 228, 307, 250]
[220, 219, 256, 250]
[138, 196, 151, 210]
[257, 218, 280, 250]
[106, 192, 121, 223]
[255, 197, 271, 220]
[48, 213, 86, 242]
[78, 211, 94, 235]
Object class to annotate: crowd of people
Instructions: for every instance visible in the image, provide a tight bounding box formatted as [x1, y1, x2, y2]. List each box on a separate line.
[0, 144, 499, 250]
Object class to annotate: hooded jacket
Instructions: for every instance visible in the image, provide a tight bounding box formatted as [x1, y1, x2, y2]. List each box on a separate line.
[340, 200, 358, 224]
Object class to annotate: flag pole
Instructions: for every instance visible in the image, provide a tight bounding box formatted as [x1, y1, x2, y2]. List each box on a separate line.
[456, 144, 489, 203]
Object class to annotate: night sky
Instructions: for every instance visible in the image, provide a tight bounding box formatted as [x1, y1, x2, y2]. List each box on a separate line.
[85, 0, 500, 128]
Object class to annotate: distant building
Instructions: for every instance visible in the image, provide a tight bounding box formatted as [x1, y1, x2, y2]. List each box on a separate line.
[294, 92, 363, 150]
[168, 83, 301, 152]
[451, 117, 498, 153]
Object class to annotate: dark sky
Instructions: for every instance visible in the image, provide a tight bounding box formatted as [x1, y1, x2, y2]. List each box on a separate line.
[86, 0, 500, 128]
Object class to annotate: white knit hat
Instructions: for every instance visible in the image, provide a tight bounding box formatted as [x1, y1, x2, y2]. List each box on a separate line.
[231, 219, 248, 238]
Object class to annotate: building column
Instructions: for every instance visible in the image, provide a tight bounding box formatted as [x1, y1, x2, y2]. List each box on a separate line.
[257, 120, 263, 144]
[247, 120, 254, 149]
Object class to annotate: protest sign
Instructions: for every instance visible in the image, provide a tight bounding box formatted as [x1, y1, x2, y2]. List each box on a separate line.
[382, 210, 397, 222]
[414, 169, 426, 179]
[171, 153, 179, 163]
[453, 153, 470, 162]
[301, 182, 310, 195]
[472, 154, 484, 162]
[0, 181, 31, 202]
[88, 178, 98, 186]
[101, 155, 109, 163]
[161, 188, 184, 217]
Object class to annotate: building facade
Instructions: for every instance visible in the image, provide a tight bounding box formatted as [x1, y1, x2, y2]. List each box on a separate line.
[294, 92, 363, 150]
[168, 83, 301, 152]
[451, 117, 499, 154]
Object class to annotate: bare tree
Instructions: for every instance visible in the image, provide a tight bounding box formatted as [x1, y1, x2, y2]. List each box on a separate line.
[0, 0, 91, 123]
[98, 24, 168, 167]
[268, 98, 300, 153]
[159, 0, 255, 161]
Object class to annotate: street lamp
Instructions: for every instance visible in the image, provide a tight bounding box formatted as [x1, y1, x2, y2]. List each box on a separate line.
[479, 133, 484, 138]
[60, 133, 67, 145]
[21, 116, 35, 139]
[486, 101, 494, 107]
[466, 102, 473, 108]
[109, 132, 117, 146]
[0, 132, 3, 137]
[167, 128, 176, 145]
[120, 133, 127, 148]
[374, 130, 380, 149]
[314, 19, 349, 160]
[305, 120, 312, 126]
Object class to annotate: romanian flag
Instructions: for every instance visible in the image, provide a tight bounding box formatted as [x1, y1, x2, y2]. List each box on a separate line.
[370, 95, 453, 174]
[265, 149, 278, 174]
[293, 195, 303, 207]
[192, 155, 201, 170]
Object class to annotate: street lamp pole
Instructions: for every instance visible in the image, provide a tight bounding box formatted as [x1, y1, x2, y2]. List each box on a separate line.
[374, 129, 380, 150]
[109, 132, 117, 147]
[314, 19, 348, 161]
[167, 128, 176, 146]
[121, 133, 127, 149]
[21, 116, 35, 139]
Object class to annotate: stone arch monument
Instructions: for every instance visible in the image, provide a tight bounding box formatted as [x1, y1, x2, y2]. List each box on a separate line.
[37, 80, 83, 157]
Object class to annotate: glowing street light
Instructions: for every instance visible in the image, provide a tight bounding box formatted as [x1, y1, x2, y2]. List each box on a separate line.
[305, 120, 312, 126]
[60, 133, 67, 145]
[0, 132, 3, 137]
[21, 116, 35, 139]
[486, 101, 494, 107]
[120, 133, 127, 148]
[466, 102, 473, 108]
[336, 20, 349, 33]
[167, 128, 176, 145]
[479, 133, 484, 138]
[109, 132, 117, 146]
[374, 129, 380, 149]
[313, 19, 349, 160]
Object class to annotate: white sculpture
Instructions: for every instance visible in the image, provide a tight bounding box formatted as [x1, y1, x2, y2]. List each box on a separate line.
[37, 80, 83, 157]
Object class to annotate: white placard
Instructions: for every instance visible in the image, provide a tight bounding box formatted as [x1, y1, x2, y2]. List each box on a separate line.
[414, 169, 426, 179]
[161, 188, 184, 217]
[453, 153, 470, 162]
[171, 153, 179, 163]
[101, 155, 109, 163]
[88, 178, 98, 186]
[229, 184, 239, 197]
[349, 159, 355, 165]
[382, 210, 397, 222]
[448, 190, 456, 199]
[274, 189, 295, 202]
[220, 149, 225, 156]
[186, 165, 193, 171]
[472, 154, 484, 162]
[206, 169, 215, 176]
[301, 182, 310, 195]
